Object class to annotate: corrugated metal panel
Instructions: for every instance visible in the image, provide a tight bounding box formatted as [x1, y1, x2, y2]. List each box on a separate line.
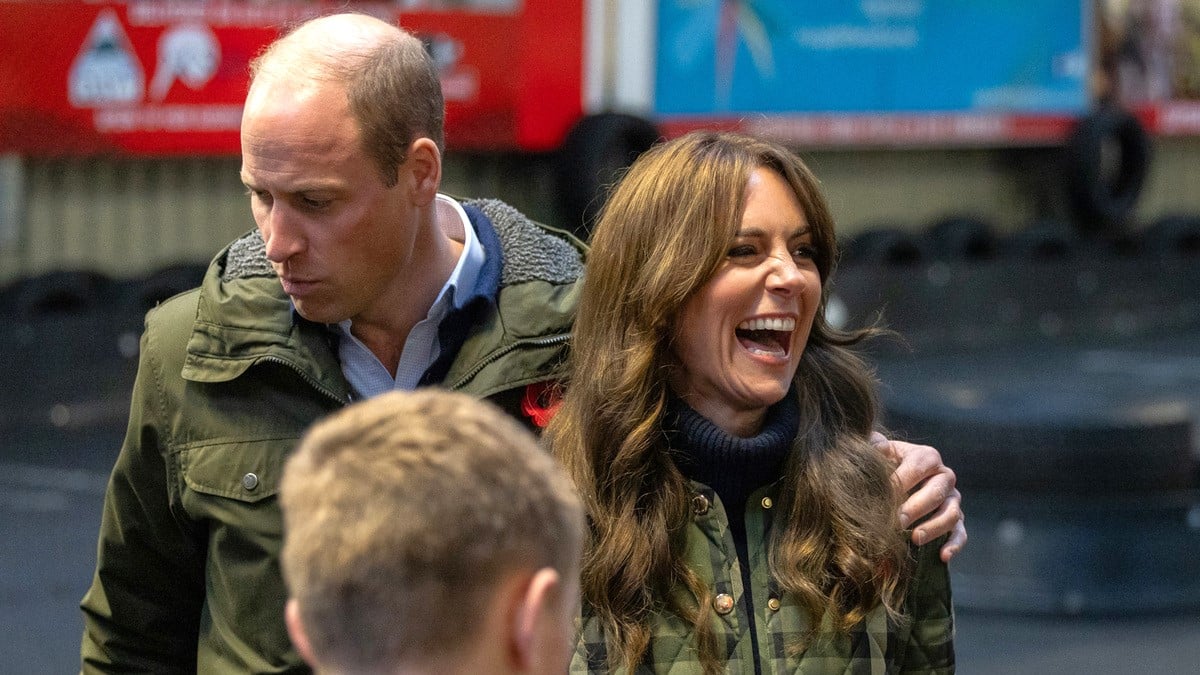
[5, 142, 1199, 288]
[3, 157, 250, 286]
[0, 153, 557, 287]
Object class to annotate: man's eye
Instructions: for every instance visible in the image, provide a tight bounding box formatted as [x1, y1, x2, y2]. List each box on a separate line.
[301, 196, 330, 210]
[247, 188, 272, 204]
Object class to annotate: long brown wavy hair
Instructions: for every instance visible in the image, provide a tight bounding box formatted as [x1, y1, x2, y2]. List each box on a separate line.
[545, 131, 909, 673]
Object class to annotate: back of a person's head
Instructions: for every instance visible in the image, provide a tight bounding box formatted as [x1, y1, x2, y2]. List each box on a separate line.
[280, 389, 584, 674]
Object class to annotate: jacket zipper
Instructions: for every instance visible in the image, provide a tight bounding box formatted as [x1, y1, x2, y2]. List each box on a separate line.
[258, 355, 349, 407]
[451, 333, 570, 390]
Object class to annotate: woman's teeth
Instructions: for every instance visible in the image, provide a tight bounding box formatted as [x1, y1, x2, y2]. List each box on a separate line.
[737, 317, 796, 331]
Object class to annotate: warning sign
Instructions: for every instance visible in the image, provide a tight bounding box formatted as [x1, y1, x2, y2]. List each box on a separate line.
[68, 9, 145, 108]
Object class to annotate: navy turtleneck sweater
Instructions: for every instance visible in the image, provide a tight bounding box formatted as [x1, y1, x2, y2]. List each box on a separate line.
[666, 391, 800, 671]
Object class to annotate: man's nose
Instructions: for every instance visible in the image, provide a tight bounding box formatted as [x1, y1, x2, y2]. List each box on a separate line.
[261, 204, 304, 263]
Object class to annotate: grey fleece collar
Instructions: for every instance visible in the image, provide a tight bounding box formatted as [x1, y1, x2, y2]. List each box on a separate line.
[220, 198, 583, 287]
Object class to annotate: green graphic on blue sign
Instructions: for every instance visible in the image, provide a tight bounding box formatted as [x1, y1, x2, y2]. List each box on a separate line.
[654, 0, 1090, 115]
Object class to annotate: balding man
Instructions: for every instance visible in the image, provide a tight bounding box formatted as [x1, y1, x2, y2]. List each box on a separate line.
[80, 13, 584, 672]
[80, 11, 963, 674]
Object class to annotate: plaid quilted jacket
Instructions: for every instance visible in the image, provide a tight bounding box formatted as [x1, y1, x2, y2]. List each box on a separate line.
[571, 480, 955, 674]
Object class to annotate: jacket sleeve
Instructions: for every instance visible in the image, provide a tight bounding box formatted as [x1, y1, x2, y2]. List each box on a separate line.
[899, 534, 956, 673]
[80, 314, 207, 673]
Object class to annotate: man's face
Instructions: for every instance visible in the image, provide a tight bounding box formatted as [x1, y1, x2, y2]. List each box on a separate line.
[240, 77, 416, 326]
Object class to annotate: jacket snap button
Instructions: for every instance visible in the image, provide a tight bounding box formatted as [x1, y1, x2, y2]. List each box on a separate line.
[713, 593, 735, 615]
[767, 597, 781, 611]
[242, 472, 259, 491]
[692, 494, 710, 516]
[761, 496, 773, 509]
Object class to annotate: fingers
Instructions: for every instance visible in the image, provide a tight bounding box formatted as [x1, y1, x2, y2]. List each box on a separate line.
[938, 517, 968, 563]
[876, 435, 968, 560]
[907, 487, 964, 550]
[887, 440, 944, 494]
[897, 463, 956, 527]
[870, 430, 890, 451]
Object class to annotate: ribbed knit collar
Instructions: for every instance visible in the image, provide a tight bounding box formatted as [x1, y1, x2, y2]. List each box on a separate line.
[667, 390, 799, 508]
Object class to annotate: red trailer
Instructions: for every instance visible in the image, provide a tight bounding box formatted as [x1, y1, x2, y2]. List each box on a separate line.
[2, 1, 1198, 230]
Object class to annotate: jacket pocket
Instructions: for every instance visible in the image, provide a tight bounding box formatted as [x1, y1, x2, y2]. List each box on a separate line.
[179, 438, 293, 503]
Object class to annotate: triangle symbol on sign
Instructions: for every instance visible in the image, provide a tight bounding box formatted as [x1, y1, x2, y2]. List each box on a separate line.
[68, 8, 145, 108]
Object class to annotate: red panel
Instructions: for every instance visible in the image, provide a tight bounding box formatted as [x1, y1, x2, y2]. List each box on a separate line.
[398, 11, 522, 151]
[0, 1, 586, 156]
[0, 2, 311, 156]
[511, 0, 584, 152]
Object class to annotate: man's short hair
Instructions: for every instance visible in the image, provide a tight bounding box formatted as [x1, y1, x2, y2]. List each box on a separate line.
[280, 389, 584, 673]
[250, 13, 445, 186]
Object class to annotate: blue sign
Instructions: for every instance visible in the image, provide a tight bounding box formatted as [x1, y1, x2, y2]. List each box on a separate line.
[654, 0, 1090, 115]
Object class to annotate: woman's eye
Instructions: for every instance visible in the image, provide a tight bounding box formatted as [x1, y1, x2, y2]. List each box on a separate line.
[728, 245, 756, 258]
[793, 245, 817, 259]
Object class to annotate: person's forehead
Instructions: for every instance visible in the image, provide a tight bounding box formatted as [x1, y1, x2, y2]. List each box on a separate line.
[245, 73, 347, 120]
[242, 77, 359, 145]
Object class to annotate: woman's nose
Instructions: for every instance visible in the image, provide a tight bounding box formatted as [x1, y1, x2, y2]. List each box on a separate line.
[767, 254, 804, 294]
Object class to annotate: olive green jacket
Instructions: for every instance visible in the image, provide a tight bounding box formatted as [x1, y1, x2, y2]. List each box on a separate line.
[80, 199, 583, 673]
[572, 481, 955, 674]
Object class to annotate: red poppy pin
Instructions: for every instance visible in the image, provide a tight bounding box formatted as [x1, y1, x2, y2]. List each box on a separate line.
[520, 380, 563, 428]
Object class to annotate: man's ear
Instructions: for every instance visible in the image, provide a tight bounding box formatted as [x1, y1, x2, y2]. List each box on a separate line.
[510, 567, 562, 671]
[402, 137, 441, 207]
[285, 598, 320, 669]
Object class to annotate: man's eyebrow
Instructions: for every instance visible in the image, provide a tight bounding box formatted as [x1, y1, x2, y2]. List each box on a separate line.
[237, 176, 343, 194]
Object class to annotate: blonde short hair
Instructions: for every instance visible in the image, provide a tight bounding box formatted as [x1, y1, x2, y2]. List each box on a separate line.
[281, 389, 584, 672]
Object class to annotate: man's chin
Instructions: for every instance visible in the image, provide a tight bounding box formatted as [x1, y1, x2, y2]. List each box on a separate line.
[291, 300, 342, 326]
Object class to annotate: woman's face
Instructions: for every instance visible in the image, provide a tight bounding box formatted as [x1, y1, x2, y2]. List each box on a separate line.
[670, 167, 822, 437]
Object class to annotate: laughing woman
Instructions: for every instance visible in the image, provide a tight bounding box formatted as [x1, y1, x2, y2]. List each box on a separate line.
[545, 132, 955, 674]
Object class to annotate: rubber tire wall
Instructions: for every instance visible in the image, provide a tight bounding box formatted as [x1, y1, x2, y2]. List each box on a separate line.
[554, 113, 661, 238]
[1064, 106, 1151, 233]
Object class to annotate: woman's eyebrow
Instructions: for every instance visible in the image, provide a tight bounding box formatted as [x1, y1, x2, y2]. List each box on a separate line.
[734, 225, 812, 237]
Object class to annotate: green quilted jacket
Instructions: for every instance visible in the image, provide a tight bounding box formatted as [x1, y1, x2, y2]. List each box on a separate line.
[572, 481, 955, 674]
[80, 199, 583, 673]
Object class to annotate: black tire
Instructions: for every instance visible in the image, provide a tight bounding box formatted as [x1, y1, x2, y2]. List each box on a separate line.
[949, 491, 1200, 615]
[124, 262, 207, 315]
[554, 113, 660, 239]
[1064, 106, 1151, 233]
[877, 342, 1197, 495]
[840, 227, 925, 266]
[1000, 218, 1077, 260]
[1142, 213, 1200, 257]
[0, 278, 20, 316]
[925, 215, 997, 260]
[886, 408, 1194, 494]
[9, 269, 114, 317]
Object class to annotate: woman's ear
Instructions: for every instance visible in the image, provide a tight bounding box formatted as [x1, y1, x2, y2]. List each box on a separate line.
[510, 567, 563, 671]
[285, 598, 320, 669]
[403, 137, 442, 207]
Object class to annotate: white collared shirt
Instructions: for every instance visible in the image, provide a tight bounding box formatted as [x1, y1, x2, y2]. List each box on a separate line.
[335, 194, 485, 398]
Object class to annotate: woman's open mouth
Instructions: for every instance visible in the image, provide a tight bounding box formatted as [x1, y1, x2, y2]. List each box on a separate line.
[735, 316, 796, 358]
